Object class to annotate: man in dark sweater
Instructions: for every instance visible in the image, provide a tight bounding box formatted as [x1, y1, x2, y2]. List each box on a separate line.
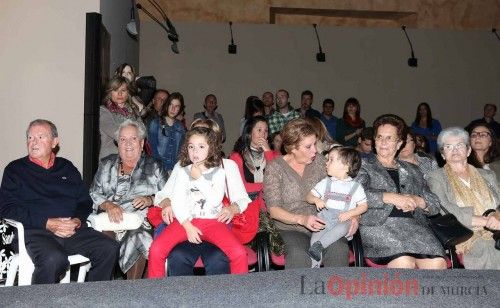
[0, 119, 119, 284]
[297, 90, 321, 119]
[465, 103, 500, 137]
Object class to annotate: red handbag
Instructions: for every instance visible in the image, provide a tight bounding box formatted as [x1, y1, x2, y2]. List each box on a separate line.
[222, 162, 259, 244]
[147, 206, 163, 228]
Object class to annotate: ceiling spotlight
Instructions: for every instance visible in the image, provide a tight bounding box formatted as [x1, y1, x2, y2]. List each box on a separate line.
[126, 1, 138, 37]
[401, 25, 417, 67]
[136, 0, 180, 54]
[228, 21, 237, 54]
[312, 24, 325, 62]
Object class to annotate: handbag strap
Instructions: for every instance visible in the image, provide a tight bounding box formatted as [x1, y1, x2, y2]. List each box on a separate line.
[221, 160, 230, 201]
[436, 202, 450, 215]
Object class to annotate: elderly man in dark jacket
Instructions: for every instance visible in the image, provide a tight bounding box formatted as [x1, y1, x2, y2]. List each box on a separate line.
[0, 119, 119, 284]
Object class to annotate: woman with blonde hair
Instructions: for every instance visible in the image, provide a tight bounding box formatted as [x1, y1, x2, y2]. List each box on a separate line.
[99, 76, 143, 159]
[264, 118, 356, 268]
[307, 116, 335, 155]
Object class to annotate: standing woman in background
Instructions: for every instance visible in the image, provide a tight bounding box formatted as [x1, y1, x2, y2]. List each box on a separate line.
[114, 63, 145, 114]
[99, 76, 143, 159]
[239, 97, 265, 135]
[336, 97, 365, 147]
[411, 102, 442, 156]
[148, 92, 186, 173]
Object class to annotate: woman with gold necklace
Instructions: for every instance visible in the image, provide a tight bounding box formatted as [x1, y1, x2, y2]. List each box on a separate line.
[90, 119, 168, 279]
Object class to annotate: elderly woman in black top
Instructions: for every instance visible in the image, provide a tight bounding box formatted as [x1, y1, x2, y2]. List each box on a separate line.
[356, 114, 446, 269]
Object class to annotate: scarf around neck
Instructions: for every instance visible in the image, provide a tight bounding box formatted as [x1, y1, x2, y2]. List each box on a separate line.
[106, 100, 137, 118]
[243, 147, 266, 183]
[444, 163, 494, 254]
[344, 115, 364, 128]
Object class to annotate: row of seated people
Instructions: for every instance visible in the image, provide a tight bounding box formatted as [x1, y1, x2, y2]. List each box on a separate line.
[0, 112, 499, 285]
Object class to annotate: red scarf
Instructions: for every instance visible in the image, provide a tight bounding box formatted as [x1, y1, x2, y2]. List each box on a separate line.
[106, 100, 133, 117]
[344, 115, 364, 128]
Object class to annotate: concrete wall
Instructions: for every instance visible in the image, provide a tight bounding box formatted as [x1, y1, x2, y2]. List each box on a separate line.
[0, 0, 100, 178]
[139, 21, 500, 153]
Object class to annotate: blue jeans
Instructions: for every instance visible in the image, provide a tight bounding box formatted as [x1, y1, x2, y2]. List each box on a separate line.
[155, 223, 230, 276]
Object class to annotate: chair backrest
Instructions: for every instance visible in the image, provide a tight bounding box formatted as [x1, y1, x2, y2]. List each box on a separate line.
[3, 219, 35, 285]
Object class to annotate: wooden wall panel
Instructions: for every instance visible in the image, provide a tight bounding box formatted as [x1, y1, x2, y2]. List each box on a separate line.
[138, 0, 499, 30]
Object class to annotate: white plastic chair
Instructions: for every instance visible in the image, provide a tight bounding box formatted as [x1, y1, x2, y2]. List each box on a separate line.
[3, 219, 91, 286]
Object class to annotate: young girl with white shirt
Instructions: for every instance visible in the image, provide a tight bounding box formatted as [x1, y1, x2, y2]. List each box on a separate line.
[148, 127, 250, 277]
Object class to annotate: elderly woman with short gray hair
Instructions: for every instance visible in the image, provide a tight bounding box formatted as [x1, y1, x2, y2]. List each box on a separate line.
[356, 114, 446, 269]
[90, 119, 168, 278]
[427, 127, 500, 269]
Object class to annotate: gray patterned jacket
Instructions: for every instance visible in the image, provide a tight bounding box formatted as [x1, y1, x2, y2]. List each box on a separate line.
[355, 155, 441, 226]
[89, 154, 168, 272]
[90, 154, 168, 217]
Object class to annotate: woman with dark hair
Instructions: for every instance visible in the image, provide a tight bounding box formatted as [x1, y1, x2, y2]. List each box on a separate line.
[114, 63, 144, 113]
[230, 116, 277, 242]
[356, 114, 446, 269]
[148, 92, 186, 173]
[467, 123, 498, 169]
[336, 97, 365, 147]
[414, 134, 430, 154]
[240, 97, 265, 135]
[99, 76, 143, 159]
[271, 132, 284, 156]
[398, 130, 438, 180]
[411, 102, 442, 155]
[264, 118, 356, 268]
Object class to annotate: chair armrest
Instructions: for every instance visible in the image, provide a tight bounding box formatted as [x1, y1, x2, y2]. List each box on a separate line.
[4, 218, 25, 244]
[3, 218, 29, 260]
[254, 231, 270, 271]
[348, 230, 365, 267]
[448, 247, 463, 269]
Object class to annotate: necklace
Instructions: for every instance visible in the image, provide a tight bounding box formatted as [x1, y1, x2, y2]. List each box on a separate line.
[119, 161, 134, 176]
[119, 161, 125, 176]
